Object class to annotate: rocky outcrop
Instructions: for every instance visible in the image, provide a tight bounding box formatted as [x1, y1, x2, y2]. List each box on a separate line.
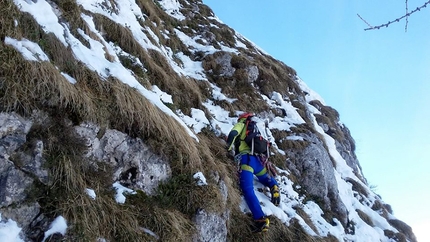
[0, 112, 175, 240]
[192, 209, 228, 242]
[0, 113, 34, 207]
[75, 122, 172, 195]
[0, 112, 44, 240]
[215, 53, 235, 77]
[285, 131, 348, 226]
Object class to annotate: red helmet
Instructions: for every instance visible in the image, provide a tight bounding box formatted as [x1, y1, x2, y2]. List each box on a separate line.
[237, 112, 253, 121]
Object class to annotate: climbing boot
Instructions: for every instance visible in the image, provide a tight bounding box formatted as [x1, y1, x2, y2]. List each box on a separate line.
[270, 185, 280, 206]
[253, 217, 269, 233]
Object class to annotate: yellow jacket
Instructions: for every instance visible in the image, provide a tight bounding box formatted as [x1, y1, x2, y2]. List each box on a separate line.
[226, 118, 251, 154]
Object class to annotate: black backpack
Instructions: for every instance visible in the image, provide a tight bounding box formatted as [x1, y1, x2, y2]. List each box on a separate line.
[243, 117, 270, 155]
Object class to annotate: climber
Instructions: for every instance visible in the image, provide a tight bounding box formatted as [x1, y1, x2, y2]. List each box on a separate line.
[225, 112, 280, 232]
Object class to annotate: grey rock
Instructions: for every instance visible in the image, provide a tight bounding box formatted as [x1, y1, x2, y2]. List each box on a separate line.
[0, 202, 40, 230]
[15, 140, 49, 184]
[215, 53, 235, 77]
[246, 65, 259, 83]
[0, 112, 32, 139]
[0, 160, 34, 207]
[192, 209, 228, 242]
[76, 123, 171, 195]
[0, 112, 32, 158]
[286, 132, 348, 226]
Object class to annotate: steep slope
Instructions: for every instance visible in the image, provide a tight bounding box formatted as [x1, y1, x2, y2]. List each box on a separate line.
[0, 0, 416, 241]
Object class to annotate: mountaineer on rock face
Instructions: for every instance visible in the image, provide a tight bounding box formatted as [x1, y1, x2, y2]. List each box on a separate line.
[225, 112, 280, 233]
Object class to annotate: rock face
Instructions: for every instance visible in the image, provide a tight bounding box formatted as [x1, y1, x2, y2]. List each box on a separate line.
[215, 53, 235, 77]
[0, 113, 34, 207]
[75, 122, 171, 195]
[0, 113, 174, 240]
[192, 209, 228, 242]
[0, 113, 43, 240]
[0, 111, 230, 241]
[286, 132, 348, 226]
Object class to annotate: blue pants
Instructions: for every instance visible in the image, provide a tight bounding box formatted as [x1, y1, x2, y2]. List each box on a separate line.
[239, 154, 278, 220]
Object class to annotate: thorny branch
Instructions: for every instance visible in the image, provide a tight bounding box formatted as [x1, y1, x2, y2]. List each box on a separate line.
[358, 0, 430, 31]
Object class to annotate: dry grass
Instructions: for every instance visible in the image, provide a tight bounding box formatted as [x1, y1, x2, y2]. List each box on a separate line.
[309, 100, 345, 141]
[138, 205, 195, 242]
[2, 17, 203, 241]
[296, 207, 319, 235]
[272, 129, 310, 153]
[253, 54, 298, 97]
[0, 47, 94, 119]
[2, 39, 202, 174]
[51, 157, 152, 241]
[52, 0, 81, 20]
[91, 13, 206, 114]
[93, 14, 143, 57]
[23, 111, 203, 241]
[22, 114, 149, 241]
[103, 78, 202, 173]
[202, 52, 271, 113]
[388, 219, 416, 242]
[356, 209, 374, 227]
[210, 25, 236, 47]
[22, 109, 203, 241]
[1, 1, 28, 40]
[346, 178, 369, 197]
[228, 214, 330, 242]
[196, 131, 243, 211]
[136, 0, 165, 26]
[371, 200, 391, 221]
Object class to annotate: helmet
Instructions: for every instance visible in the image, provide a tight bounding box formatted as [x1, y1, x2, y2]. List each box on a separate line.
[237, 112, 254, 122]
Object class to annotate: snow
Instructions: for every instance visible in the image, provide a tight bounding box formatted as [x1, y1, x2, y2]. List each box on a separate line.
[0, 213, 24, 242]
[3, 0, 410, 241]
[269, 91, 306, 124]
[193, 171, 208, 186]
[151, 85, 173, 104]
[208, 82, 237, 102]
[141, 227, 159, 240]
[157, 0, 186, 21]
[177, 108, 210, 133]
[42, 216, 67, 242]
[4, 37, 49, 62]
[113, 182, 136, 204]
[295, 76, 326, 104]
[12, 0, 200, 142]
[61, 72, 77, 84]
[13, 0, 67, 45]
[174, 52, 207, 80]
[85, 188, 97, 200]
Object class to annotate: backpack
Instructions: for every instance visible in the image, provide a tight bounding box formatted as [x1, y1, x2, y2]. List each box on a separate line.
[243, 117, 270, 155]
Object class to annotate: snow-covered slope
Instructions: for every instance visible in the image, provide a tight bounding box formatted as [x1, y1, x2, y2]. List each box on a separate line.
[0, 0, 416, 241]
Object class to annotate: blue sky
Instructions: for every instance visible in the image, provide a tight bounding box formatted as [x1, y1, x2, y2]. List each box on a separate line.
[203, 0, 430, 240]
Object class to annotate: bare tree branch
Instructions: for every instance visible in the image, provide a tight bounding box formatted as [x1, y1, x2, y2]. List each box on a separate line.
[405, 0, 409, 32]
[358, 0, 430, 31]
[357, 14, 373, 28]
